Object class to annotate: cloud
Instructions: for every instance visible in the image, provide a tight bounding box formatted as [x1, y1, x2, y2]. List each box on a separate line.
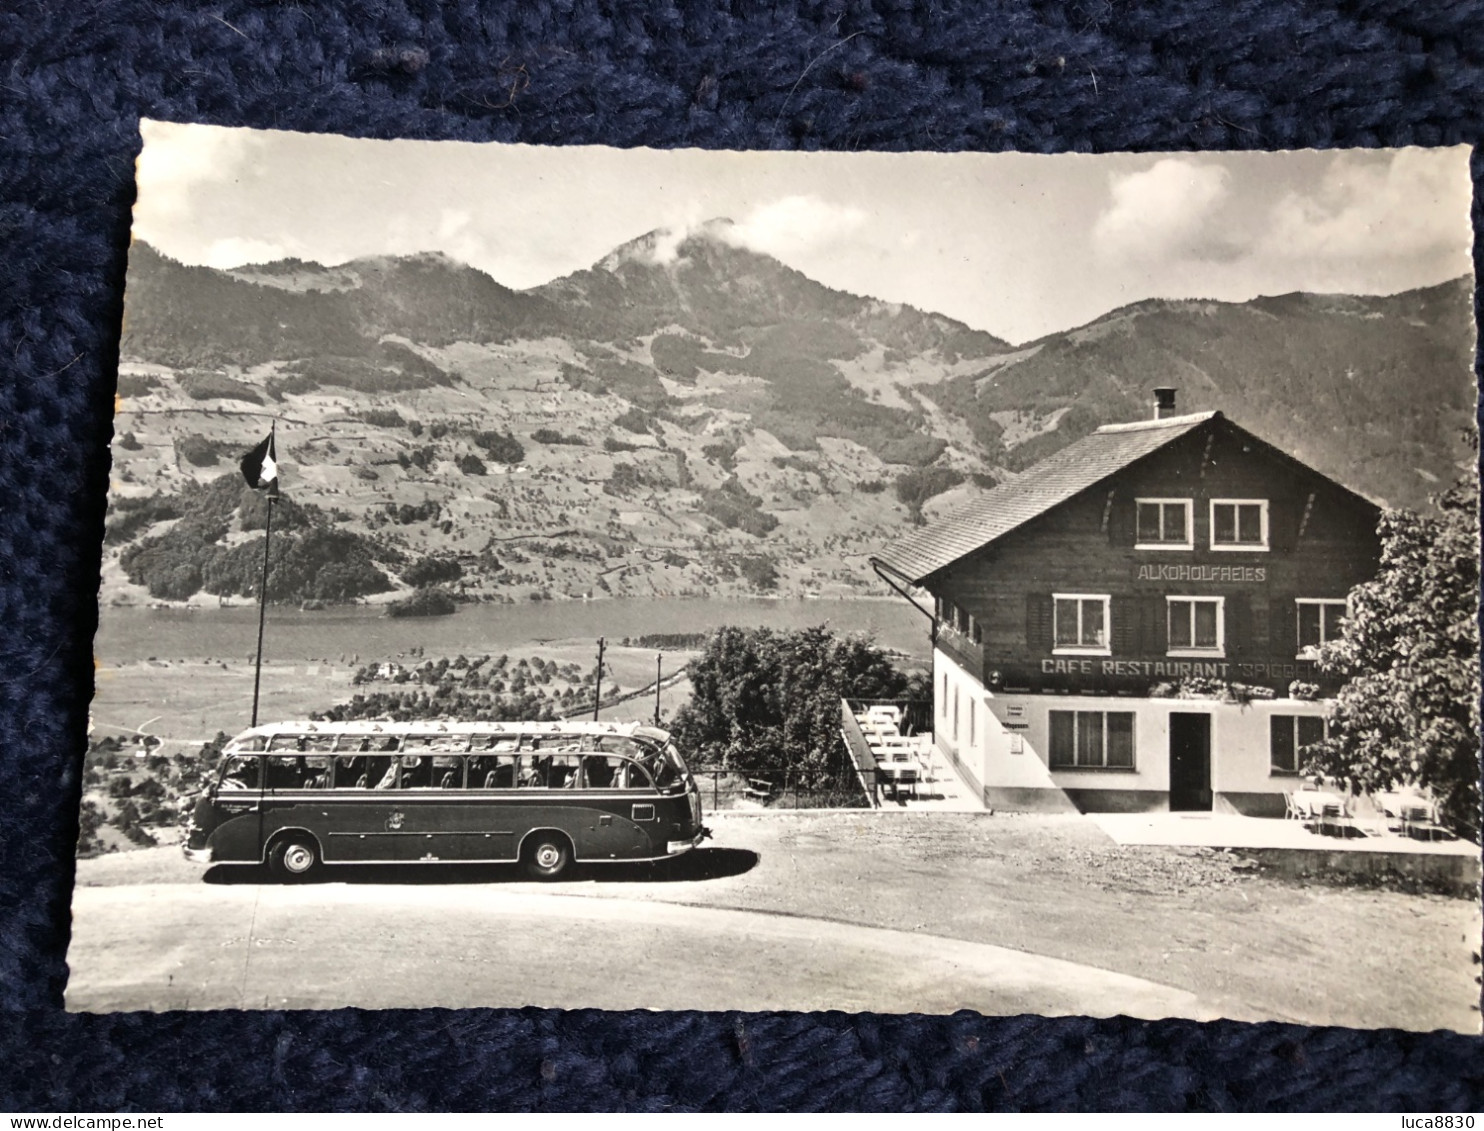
[201, 237, 290, 268]
[724, 195, 869, 259]
[1259, 148, 1472, 264]
[134, 120, 264, 241]
[1092, 158, 1231, 262]
[437, 208, 471, 241]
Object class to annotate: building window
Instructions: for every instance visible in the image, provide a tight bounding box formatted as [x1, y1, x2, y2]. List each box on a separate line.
[1270, 714, 1328, 774]
[940, 671, 948, 717]
[953, 685, 959, 741]
[968, 700, 976, 747]
[1210, 499, 1269, 550]
[1167, 596, 1224, 656]
[1296, 599, 1348, 657]
[1135, 498, 1193, 549]
[1049, 710, 1135, 769]
[1053, 594, 1111, 655]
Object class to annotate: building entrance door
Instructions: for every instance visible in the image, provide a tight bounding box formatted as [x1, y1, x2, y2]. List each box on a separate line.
[1168, 712, 1212, 811]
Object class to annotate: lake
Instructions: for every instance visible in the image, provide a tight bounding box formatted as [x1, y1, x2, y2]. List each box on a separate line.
[95, 597, 934, 665]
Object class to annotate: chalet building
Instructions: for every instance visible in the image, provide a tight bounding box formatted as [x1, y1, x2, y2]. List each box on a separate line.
[870, 391, 1382, 816]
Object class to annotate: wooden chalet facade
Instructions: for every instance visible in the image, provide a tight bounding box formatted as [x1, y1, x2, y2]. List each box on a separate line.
[871, 400, 1382, 816]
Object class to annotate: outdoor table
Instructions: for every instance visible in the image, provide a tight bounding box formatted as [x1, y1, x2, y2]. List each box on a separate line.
[1290, 789, 1344, 819]
[1377, 791, 1436, 822]
[872, 737, 916, 761]
[875, 761, 920, 802]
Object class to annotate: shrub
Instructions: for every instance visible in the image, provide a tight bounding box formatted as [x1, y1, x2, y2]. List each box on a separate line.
[470, 430, 524, 465]
[386, 587, 458, 618]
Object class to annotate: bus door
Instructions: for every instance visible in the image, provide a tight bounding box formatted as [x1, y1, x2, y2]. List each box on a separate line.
[210, 753, 266, 863]
[576, 755, 652, 859]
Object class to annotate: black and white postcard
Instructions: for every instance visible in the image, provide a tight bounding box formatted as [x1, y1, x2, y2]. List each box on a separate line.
[71, 123, 1480, 1029]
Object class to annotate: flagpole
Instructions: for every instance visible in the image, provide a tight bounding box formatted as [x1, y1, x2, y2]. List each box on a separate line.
[250, 493, 275, 728]
[249, 421, 278, 729]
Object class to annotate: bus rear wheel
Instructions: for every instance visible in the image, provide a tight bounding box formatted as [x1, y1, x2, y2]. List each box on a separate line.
[269, 835, 320, 882]
[523, 833, 572, 881]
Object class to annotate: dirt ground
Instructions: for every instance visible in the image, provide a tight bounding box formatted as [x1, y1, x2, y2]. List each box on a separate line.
[72, 810, 1481, 1030]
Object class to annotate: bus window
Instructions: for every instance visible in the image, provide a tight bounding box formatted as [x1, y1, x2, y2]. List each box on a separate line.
[546, 752, 582, 789]
[614, 759, 653, 790]
[219, 755, 261, 790]
[302, 734, 337, 753]
[398, 755, 433, 789]
[518, 755, 548, 788]
[432, 755, 462, 788]
[597, 736, 643, 758]
[469, 755, 518, 788]
[333, 756, 369, 788]
[581, 755, 616, 788]
[266, 756, 313, 790]
[301, 756, 332, 788]
[633, 745, 679, 789]
[227, 736, 267, 753]
[267, 734, 303, 752]
[366, 755, 398, 789]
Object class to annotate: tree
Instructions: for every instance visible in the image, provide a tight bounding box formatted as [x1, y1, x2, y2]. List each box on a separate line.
[1305, 472, 1480, 840]
[670, 626, 924, 785]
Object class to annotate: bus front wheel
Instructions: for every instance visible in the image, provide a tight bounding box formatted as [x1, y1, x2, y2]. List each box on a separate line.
[269, 835, 321, 882]
[523, 833, 571, 881]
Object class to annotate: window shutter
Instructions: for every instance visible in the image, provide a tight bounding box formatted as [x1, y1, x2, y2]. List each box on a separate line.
[1025, 594, 1053, 650]
[1226, 594, 1252, 659]
[1138, 595, 1166, 653]
[1111, 596, 1137, 654]
[1268, 595, 1296, 657]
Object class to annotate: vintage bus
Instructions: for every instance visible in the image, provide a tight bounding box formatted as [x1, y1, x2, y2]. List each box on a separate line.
[183, 720, 708, 881]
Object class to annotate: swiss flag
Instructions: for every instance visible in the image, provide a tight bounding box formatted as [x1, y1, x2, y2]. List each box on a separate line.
[240, 427, 280, 495]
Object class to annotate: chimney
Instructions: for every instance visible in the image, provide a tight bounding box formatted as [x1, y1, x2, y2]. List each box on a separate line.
[1152, 387, 1177, 420]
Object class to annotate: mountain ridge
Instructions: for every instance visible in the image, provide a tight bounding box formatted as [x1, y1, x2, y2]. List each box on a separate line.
[105, 233, 1476, 607]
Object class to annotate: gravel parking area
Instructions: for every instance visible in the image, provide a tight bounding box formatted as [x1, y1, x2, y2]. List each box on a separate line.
[74, 810, 1481, 1030]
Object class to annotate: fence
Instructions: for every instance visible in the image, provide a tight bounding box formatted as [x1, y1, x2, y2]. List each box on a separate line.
[690, 768, 873, 811]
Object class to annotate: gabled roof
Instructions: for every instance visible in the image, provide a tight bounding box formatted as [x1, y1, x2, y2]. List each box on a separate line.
[872, 411, 1219, 585]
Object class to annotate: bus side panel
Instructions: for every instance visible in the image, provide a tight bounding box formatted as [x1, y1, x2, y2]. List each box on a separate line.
[401, 795, 519, 862]
[575, 798, 652, 860]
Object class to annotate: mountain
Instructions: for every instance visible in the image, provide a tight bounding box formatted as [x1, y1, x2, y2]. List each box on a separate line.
[121, 243, 565, 368]
[929, 279, 1476, 505]
[531, 219, 1013, 359]
[105, 231, 1476, 607]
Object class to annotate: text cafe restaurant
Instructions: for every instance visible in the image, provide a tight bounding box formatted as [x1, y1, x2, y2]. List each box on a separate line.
[871, 390, 1381, 816]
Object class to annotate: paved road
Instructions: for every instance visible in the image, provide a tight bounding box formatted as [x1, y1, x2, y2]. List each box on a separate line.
[67, 879, 1214, 1018]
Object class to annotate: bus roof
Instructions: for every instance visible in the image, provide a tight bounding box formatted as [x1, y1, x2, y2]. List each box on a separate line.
[231, 719, 671, 742]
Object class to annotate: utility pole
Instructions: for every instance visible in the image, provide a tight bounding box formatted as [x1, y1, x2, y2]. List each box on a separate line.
[592, 636, 605, 721]
[654, 653, 662, 726]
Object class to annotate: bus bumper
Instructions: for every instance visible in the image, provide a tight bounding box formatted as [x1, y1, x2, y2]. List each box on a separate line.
[667, 825, 712, 848]
[666, 828, 710, 855]
[182, 844, 214, 865]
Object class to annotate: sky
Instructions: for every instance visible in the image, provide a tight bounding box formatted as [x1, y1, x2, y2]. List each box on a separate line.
[133, 120, 1475, 345]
